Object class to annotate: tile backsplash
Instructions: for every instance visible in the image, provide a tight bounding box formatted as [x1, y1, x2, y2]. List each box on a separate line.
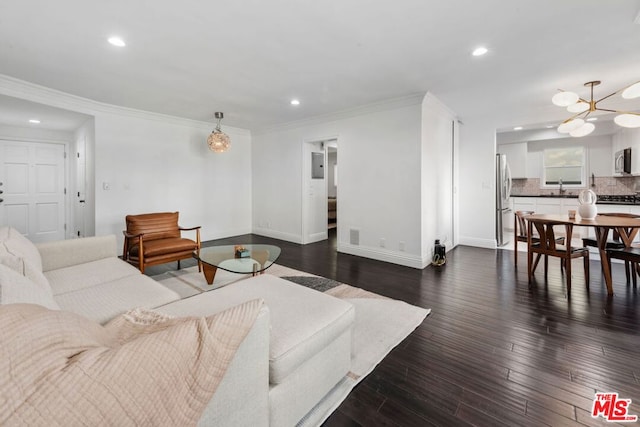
[511, 176, 640, 196]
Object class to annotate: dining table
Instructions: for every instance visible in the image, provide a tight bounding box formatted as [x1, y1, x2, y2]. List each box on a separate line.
[525, 213, 640, 296]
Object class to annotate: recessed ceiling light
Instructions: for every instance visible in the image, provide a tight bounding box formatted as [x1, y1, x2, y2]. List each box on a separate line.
[290, 99, 300, 106]
[513, 126, 523, 131]
[108, 36, 126, 47]
[29, 119, 40, 124]
[472, 46, 488, 56]
[587, 117, 598, 122]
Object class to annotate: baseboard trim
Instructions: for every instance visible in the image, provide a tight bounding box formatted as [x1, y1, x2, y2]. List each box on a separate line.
[338, 243, 424, 269]
[458, 236, 496, 249]
[252, 227, 303, 244]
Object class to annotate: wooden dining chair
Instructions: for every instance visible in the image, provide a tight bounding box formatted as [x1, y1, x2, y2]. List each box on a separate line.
[582, 212, 640, 284]
[514, 210, 564, 268]
[606, 247, 640, 287]
[527, 217, 589, 295]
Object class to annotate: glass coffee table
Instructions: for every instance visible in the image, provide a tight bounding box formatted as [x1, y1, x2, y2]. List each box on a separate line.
[193, 244, 281, 285]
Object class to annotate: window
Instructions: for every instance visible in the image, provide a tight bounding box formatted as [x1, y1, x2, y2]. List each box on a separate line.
[543, 147, 585, 186]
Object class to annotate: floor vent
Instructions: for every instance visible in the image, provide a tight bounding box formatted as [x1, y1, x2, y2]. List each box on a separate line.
[350, 228, 360, 245]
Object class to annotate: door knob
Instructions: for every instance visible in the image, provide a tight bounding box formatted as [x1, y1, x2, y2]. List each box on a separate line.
[0, 198, 3, 203]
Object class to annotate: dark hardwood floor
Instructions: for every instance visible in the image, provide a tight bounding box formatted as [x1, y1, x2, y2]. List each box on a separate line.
[146, 229, 640, 426]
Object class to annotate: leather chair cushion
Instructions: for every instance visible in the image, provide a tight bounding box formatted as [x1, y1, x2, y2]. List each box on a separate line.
[125, 212, 181, 242]
[130, 238, 198, 258]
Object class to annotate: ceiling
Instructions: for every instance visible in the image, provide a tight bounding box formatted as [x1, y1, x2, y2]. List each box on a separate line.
[0, 94, 91, 132]
[0, 0, 639, 131]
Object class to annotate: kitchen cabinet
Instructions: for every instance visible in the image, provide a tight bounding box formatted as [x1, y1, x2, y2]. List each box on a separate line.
[512, 197, 579, 216]
[498, 142, 527, 178]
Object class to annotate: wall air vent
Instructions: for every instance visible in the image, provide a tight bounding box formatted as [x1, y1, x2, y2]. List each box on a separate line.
[350, 228, 360, 246]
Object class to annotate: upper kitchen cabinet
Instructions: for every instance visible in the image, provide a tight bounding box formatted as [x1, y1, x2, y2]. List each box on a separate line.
[497, 142, 527, 178]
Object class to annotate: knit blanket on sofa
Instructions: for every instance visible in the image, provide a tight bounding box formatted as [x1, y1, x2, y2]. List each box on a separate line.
[0, 299, 263, 426]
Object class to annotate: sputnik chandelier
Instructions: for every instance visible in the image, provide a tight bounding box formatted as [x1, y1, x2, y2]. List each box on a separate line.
[552, 80, 640, 137]
[207, 112, 230, 153]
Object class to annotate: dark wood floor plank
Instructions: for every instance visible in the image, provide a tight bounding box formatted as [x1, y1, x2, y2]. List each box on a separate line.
[145, 233, 640, 426]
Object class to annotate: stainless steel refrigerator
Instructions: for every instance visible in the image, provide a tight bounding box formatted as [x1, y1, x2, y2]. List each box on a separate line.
[496, 153, 512, 247]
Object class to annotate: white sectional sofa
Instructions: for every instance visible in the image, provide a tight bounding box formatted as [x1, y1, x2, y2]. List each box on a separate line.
[0, 227, 355, 426]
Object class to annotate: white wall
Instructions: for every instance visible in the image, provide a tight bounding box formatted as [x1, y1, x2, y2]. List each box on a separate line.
[253, 94, 457, 268]
[421, 93, 458, 264]
[94, 112, 252, 246]
[458, 118, 497, 249]
[253, 96, 425, 267]
[0, 76, 253, 249]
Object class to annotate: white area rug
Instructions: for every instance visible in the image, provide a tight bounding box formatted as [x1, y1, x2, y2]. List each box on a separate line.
[152, 264, 430, 426]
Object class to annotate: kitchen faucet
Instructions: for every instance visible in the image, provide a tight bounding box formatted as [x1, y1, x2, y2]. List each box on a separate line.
[559, 178, 565, 195]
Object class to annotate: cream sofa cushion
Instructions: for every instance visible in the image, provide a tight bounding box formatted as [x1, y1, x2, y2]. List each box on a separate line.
[159, 274, 355, 384]
[45, 257, 142, 296]
[54, 275, 181, 324]
[0, 264, 59, 310]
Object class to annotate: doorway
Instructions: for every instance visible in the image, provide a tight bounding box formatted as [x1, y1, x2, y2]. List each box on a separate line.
[301, 137, 338, 244]
[0, 140, 67, 242]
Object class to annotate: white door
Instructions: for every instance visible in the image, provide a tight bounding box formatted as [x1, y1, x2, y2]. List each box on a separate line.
[301, 140, 329, 244]
[0, 140, 66, 242]
[74, 135, 86, 237]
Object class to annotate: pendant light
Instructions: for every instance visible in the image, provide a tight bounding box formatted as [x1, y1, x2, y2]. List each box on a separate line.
[207, 112, 230, 153]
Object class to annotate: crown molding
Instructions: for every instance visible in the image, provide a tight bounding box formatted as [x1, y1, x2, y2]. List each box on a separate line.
[254, 92, 426, 135]
[0, 74, 251, 136]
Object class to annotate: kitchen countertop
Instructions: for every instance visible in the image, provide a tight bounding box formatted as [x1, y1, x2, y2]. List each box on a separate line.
[511, 194, 640, 205]
[511, 194, 577, 198]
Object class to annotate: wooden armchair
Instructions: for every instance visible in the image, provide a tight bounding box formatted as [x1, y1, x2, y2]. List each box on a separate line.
[122, 212, 201, 274]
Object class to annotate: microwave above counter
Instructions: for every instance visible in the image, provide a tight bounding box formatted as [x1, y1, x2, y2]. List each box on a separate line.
[615, 147, 631, 174]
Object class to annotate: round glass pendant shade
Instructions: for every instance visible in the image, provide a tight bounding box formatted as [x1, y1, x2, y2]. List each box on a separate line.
[207, 131, 231, 152]
[622, 82, 640, 99]
[552, 91, 579, 107]
[569, 122, 595, 137]
[567, 101, 589, 113]
[557, 118, 585, 134]
[614, 114, 640, 128]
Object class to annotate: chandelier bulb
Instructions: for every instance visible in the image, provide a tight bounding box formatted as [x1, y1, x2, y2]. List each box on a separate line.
[569, 122, 595, 137]
[552, 91, 579, 107]
[622, 82, 640, 100]
[557, 118, 585, 134]
[614, 114, 640, 128]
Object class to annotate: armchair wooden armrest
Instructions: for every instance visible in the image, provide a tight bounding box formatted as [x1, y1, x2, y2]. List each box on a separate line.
[179, 225, 201, 256]
[122, 230, 145, 261]
[123, 230, 144, 239]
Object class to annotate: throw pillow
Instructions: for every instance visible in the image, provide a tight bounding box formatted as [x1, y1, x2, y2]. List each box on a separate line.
[0, 226, 43, 272]
[0, 299, 264, 426]
[0, 264, 59, 310]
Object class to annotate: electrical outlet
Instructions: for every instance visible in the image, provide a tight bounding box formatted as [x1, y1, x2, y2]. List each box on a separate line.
[399, 241, 405, 251]
[380, 238, 385, 248]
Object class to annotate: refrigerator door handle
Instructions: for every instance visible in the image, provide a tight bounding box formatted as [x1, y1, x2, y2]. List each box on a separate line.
[505, 162, 513, 200]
